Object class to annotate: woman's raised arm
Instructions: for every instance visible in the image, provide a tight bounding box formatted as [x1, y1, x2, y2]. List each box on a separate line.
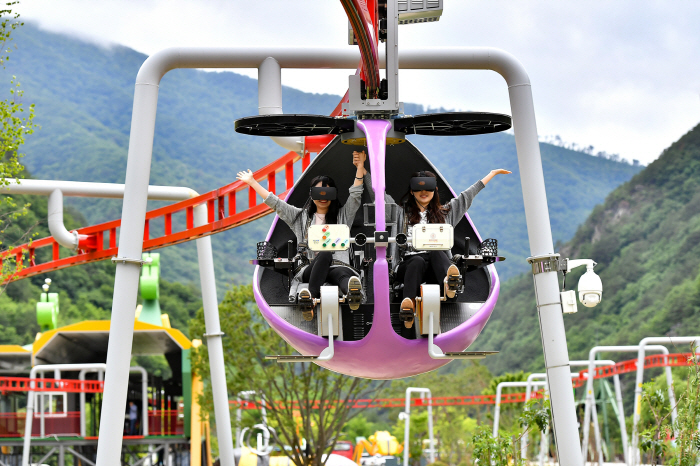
[481, 169, 512, 186]
[237, 169, 270, 200]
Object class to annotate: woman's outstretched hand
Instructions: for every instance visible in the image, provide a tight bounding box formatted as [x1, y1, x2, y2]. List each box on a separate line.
[481, 169, 512, 186]
[237, 169, 270, 200]
[236, 169, 255, 185]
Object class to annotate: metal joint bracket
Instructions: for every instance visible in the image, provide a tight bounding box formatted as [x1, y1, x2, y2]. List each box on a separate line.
[527, 254, 566, 275]
[110, 257, 153, 267]
[203, 332, 225, 338]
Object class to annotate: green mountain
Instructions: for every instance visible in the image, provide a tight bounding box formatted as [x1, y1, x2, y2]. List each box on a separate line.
[3, 23, 641, 295]
[473, 122, 700, 374]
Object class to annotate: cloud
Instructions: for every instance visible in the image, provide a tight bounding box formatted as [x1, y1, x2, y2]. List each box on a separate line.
[19, 0, 700, 164]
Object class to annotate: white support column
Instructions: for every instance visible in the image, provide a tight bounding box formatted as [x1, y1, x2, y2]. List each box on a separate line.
[193, 205, 235, 466]
[509, 81, 581, 465]
[96, 81, 160, 466]
[613, 374, 629, 466]
[22, 364, 106, 466]
[582, 345, 674, 465]
[402, 388, 434, 466]
[129, 366, 149, 437]
[257, 57, 303, 152]
[493, 380, 546, 438]
[631, 337, 700, 466]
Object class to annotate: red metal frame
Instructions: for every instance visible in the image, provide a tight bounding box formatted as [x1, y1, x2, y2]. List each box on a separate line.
[0, 376, 104, 393]
[578, 352, 696, 380]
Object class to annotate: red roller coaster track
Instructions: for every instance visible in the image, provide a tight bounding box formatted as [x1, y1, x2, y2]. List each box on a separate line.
[0, 136, 335, 283]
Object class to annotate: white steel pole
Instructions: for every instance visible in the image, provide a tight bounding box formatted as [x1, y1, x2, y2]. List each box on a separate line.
[194, 205, 235, 465]
[258, 57, 303, 152]
[402, 388, 434, 466]
[22, 363, 106, 466]
[522, 373, 547, 458]
[493, 381, 545, 438]
[79, 368, 105, 438]
[571, 362, 610, 466]
[96, 74, 162, 465]
[613, 374, 628, 466]
[129, 366, 149, 437]
[582, 345, 673, 465]
[631, 337, 700, 466]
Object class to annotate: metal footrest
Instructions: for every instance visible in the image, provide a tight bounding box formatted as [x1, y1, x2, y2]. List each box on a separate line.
[425, 311, 498, 360]
[442, 351, 499, 359]
[267, 315, 335, 363]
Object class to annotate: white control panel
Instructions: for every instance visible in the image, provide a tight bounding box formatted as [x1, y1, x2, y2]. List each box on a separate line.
[411, 223, 453, 251]
[308, 224, 351, 251]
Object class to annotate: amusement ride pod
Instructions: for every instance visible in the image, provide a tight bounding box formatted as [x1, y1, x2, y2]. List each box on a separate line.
[238, 113, 511, 379]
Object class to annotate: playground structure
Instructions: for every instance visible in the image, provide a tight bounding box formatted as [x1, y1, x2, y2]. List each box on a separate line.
[0, 258, 213, 466]
[0, 2, 691, 465]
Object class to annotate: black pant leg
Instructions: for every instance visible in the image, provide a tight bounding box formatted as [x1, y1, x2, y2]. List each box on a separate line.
[303, 252, 333, 298]
[427, 250, 452, 295]
[397, 254, 428, 300]
[328, 266, 357, 295]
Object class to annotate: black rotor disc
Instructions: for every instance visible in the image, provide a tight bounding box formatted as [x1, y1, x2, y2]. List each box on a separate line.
[234, 114, 355, 137]
[393, 112, 512, 136]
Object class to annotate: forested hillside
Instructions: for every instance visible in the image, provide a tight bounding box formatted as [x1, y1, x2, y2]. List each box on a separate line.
[0, 23, 641, 295]
[473, 122, 700, 374]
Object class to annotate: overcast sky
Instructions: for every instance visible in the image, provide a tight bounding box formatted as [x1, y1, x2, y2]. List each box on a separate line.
[20, 0, 700, 165]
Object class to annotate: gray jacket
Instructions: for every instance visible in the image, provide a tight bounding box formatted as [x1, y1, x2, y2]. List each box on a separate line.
[390, 180, 485, 268]
[264, 173, 371, 287]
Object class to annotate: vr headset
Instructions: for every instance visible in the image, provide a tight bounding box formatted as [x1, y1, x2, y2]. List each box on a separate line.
[410, 176, 437, 192]
[310, 186, 337, 200]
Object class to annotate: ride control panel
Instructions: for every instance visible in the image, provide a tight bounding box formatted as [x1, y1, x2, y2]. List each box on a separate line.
[412, 223, 454, 251]
[308, 224, 351, 251]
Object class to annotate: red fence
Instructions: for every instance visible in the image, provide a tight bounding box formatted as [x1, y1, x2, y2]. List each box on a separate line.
[148, 410, 183, 436]
[0, 377, 104, 393]
[0, 412, 80, 438]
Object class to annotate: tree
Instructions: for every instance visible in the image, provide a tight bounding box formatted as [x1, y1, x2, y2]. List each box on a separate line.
[0, 1, 38, 286]
[386, 362, 493, 465]
[190, 284, 386, 466]
[470, 398, 550, 466]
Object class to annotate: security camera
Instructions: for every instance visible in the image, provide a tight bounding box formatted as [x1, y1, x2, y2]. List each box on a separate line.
[565, 259, 602, 308]
[578, 267, 602, 307]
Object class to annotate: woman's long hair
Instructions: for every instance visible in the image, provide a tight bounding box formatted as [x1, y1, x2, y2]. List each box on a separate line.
[400, 170, 449, 225]
[294, 175, 343, 225]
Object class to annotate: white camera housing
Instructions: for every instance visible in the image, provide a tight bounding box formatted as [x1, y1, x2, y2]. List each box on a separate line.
[577, 267, 602, 307]
[565, 259, 603, 308]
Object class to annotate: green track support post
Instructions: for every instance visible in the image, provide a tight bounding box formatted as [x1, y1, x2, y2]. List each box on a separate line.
[139, 253, 162, 326]
[36, 279, 59, 332]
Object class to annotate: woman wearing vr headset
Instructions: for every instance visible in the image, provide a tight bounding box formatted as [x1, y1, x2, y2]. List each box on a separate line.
[395, 168, 511, 328]
[236, 150, 368, 321]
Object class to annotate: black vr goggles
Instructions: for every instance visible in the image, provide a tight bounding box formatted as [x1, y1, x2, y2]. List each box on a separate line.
[410, 176, 437, 192]
[310, 186, 337, 200]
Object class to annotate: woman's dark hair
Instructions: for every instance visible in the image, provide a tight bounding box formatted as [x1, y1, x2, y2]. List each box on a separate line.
[400, 170, 449, 225]
[295, 175, 343, 224]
